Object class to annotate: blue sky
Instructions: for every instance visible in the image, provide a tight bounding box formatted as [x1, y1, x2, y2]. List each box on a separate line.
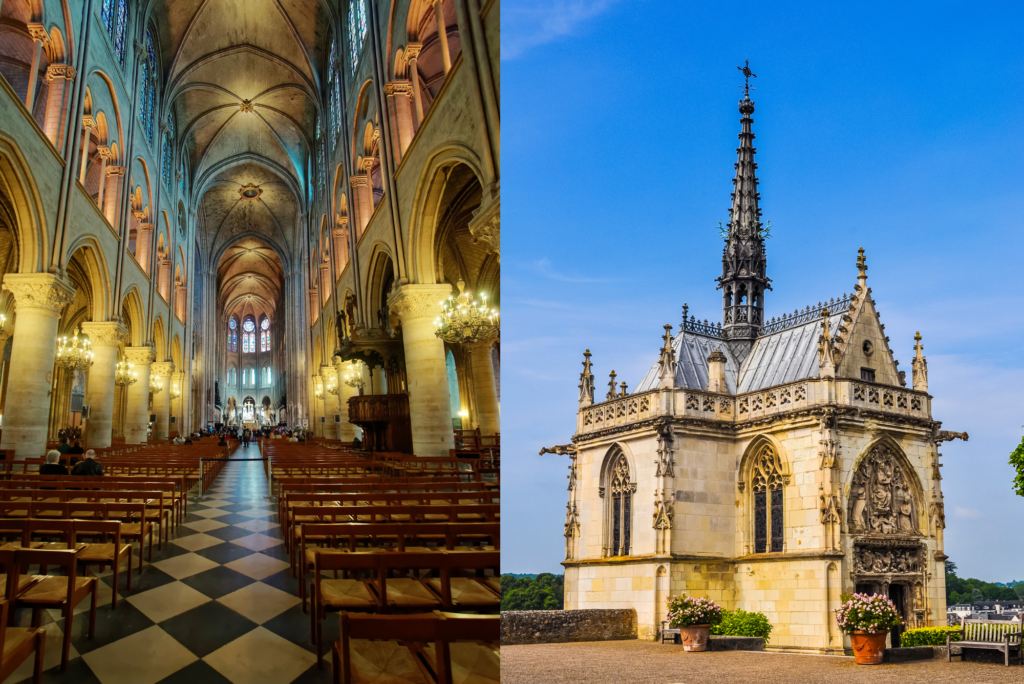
[502, 1, 1024, 580]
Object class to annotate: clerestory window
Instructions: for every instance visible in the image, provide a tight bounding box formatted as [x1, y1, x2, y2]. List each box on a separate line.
[227, 317, 237, 352]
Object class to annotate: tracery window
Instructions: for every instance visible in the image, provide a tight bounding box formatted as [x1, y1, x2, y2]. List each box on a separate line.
[179, 158, 187, 194]
[161, 114, 174, 190]
[316, 123, 325, 192]
[262, 366, 273, 386]
[227, 317, 237, 352]
[606, 452, 634, 556]
[141, 30, 157, 144]
[328, 38, 341, 144]
[227, 366, 236, 388]
[260, 317, 270, 352]
[242, 318, 256, 353]
[348, 0, 367, 68]
[242, 368, 255, 388]
[101, 0, 128, 66]
[751, 444, 784, 553]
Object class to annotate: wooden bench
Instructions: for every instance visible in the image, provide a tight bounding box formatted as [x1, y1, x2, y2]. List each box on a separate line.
[947, 619, 1023, 666]
[660, 621, 680, 644]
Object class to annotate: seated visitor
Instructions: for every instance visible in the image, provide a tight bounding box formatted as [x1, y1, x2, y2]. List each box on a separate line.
[218, 434, 229, 446]
[40, 450, 69, 475]
[68, 440, 85, 454]
[184, 437, 193, 444]
[56, 438, 72, 454]
[71, 450, 104, 476]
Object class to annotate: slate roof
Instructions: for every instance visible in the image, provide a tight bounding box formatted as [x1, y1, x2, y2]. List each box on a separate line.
[634, 307, 847, 395]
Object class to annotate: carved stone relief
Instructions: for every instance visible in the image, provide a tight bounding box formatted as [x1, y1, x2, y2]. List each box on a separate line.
[848, 443, 919, 534]
[852, 545, 924, 575]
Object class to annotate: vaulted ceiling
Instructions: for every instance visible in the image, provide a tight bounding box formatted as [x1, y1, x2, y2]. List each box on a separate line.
[150, 0, 333, 263]
[217, 236, 284, 318]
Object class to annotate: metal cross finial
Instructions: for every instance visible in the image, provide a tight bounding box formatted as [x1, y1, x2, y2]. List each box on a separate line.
[738, 60, 756, 97]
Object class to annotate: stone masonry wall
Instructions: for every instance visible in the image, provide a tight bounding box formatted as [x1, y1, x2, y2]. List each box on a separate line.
[501, 609, 637, 645]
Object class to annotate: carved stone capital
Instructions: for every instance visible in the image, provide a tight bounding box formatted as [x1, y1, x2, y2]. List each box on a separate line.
[134, 41, 147, 62]
[404, 43, 423, 61]
[45, 64, 76, 82]
[97, 145, 112, 160]
[81, 115, 96, 130]
[331, 227, 349, 239]
[138, 222, 154, 232]
[123, 346, 156, 365]
[151, 361, 175, 377]
[468, 197, 500, 260]
[80, 321, 128, 348]
[349, 175, 369, 188]
[2, 273, 75, 315]
[359, 156, 375, 173]
[384, 80, 413, 97]
[106, 165, 125, 177]
[386, 284, 453, 323]
[159, 121, 170, 134]
[27, 23, 50, 44]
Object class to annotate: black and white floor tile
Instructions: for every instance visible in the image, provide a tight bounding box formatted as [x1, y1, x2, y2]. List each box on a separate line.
[3, 444, 336, 684]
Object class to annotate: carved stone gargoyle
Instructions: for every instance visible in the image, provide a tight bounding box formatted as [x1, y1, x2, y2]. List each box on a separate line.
[934, 431, 968, 444]
[539, 444, 577, 456]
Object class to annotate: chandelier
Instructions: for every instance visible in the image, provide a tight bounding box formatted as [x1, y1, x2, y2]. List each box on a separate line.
[0, 313, 6, 335]
[56, 329, 94, 371]
[150, 376, 163, 394]
[434, 280, 499, 344]
[342, 361, 365, 391]
[314, 377, 323, 400]
[324, 375, 339, 396]
[114, 360, 138, 386]
[170, 386, 181, 400]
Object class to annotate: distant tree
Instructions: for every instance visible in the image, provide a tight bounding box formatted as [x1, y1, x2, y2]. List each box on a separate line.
[971, 588, 985, 603]
[501, 573, 564, 611]
[1016, 584, 1024, 601]
[945, 560, 957, 576]
[1010, 436, 1024, 497]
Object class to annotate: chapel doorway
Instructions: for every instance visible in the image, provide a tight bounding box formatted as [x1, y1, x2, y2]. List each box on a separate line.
[888, 585, 905, 647]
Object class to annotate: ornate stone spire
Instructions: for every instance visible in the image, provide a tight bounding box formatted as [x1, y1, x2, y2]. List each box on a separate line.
[578, 349, 595, 408]
[911, 332, 928, 392]
[606, 370, 617, 401]
[657, 324, 677, 390]
[719, 61, 770, 350]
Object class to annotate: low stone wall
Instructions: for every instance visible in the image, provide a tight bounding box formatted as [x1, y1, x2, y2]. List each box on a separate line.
[501, 609, 637, 645]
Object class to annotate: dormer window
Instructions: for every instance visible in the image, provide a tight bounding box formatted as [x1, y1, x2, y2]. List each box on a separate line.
[860, 368, 875, 382]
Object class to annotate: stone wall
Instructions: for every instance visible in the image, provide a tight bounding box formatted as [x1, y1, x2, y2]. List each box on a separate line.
[501, 609, 637, 645]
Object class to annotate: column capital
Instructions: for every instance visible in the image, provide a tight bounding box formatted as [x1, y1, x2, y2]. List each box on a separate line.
[331, 227, 349, 239]
[468, 197, 500, 260]
[134, 41, 147, 62]
[124, 346, 156, 365]
[387, 283, 453, 323]
[404, 43, 423, 61]
[349, 175, 369, 188]
[151, 361, 175, 377]
[27, 23, 50, 44]
[81, 115, 96, 129]
[133, 209, 147, 220]
[106, 165, 125, 177]
[159, 121, 170, 134]
[384, 80, 413, 97]
[138, 221, 153, 231]
[45, 64, 76, 82]
[80, 321, 128, 348]
[2, 273, 75, 314]
[97, 145, 112, 159]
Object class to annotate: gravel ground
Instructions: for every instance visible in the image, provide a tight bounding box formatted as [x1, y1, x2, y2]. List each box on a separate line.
[500, 640, 1024, 683]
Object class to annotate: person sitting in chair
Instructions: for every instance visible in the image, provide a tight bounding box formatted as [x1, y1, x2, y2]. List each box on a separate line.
[71, 450, 104, 476]
[40, 450, 69, 475]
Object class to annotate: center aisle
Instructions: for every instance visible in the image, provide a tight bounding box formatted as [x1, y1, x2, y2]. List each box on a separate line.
[7, 442, 333, 684]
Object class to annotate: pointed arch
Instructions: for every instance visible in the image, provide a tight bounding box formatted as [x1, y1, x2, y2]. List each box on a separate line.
[739, 434, 790, 555]
[845, 434, 926, 535]
[600, 442, 637, 558]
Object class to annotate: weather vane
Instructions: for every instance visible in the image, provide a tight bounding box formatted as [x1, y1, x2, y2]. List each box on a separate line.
[737, 60, 756, 97]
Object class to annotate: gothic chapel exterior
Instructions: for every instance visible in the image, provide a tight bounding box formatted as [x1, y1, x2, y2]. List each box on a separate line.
[555, 88, 965, 651]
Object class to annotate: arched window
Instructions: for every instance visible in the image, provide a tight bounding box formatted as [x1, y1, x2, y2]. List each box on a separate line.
[316, 122, 325, 192]
[242, 318, 255, 353]
[242, 368, 255, 388]
[227, 366, 236, 388]
[260, 317, 270, 352]
[263, 366, 273, 386]
[605, 451, 634, 557]
[141, 30, 157, 144]
[348, 0, 367, 68]
[328, 38, 340, 146]
[101, 0, 128, 66]
[179, 157, 187, 194]
[227, 317, 237, 352]
[161, 113, 174, 190]
[751, 444, 784, 553]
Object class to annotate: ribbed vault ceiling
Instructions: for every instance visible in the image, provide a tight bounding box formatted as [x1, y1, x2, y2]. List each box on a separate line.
[217, 236, 284, 317]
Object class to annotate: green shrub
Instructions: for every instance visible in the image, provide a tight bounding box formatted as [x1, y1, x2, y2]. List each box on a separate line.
[710, 608, 774, 643]
[899, 626, 962, 647]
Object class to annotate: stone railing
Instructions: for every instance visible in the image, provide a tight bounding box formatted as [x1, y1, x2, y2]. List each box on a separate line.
[579, 390, 657, 434]
[501, 609, 637, 645]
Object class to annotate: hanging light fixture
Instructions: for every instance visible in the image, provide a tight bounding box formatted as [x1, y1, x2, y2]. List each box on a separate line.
[170, 386, 181, 400]
[0, 313, 6, 336]
[324, 375, 339, 396]
[342, 361, 365, 391]
[434, 280, 499, 344]
[114, 360, 138, 386]
[314, 376, 323, 400]
[55, 328, 94, 371]
[150, 376, 163, 394]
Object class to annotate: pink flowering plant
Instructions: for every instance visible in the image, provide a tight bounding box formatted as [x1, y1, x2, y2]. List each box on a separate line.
[666, 593, 723, 628]
[834, 593, 903, 635]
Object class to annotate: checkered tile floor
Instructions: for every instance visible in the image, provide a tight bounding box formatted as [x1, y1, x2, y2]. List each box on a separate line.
[3, 445, 335, 684]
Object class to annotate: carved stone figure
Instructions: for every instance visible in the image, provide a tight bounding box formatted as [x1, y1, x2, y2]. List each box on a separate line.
[897, 492, 914, 532]
[848, 443, 920, 534]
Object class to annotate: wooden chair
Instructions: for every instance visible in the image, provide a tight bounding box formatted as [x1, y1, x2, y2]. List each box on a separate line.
[14, 548, 98, 670]
[0, 598, 45, 684]
[373, 552, 445, 613]
[425, 552, 501, 610]
[74, 519, 132, 607]
[107, 502, 153, 572]
[421, 612, 500, 684]
[311, 551, 382, 666]
[332, 612, 439, 684]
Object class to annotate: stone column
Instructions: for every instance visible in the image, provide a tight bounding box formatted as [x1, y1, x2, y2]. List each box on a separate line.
[79, 115, 94, 184]
[405, 43, 424, 124]
[0, 273, 76, 459]
[158, 258, 172, 301]
[43, 64, 75, 148]
[309, 288, 319, 324]
[467, 340, 499, 435]
[332, 222, 349, 271]
[432, 0, 452, 74]
[135, 221, 152, 274]
[81, 322, 127, 448]
[104, 165, 124, 226]
[350, 175, 373, 237]
[150, 361, 174, 441]
[95, 146, 110, 209]
[387, 284, 455, 456]
[332, 357, 358, 441]
[25, 24, 48, 112]
[384, 81, 415, 163]
[321, 365, 342, 439]
[123, 346, 154, 443]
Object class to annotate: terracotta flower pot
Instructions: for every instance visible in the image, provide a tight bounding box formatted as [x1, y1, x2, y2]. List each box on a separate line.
[678, 624, 711, 652]
[850, 630, 887, 665]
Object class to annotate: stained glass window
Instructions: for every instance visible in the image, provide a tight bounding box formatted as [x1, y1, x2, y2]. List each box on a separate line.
[751, 444, 784, 554]
[243, 318, 256, 353]
[228, 317, 237, 352]
[316, 123, 325, 192]
[328, 38, 338, 143]
[348, 0, 367, 69]
[101, 0, 114, 33]
[260, 317, 270, 352]
[754, 490, 767, 554]
[114, 0, 128, 65]
[161, 114, 174, 190]
[143, 31, 157, 143]
[179, 158, 186, 194]
[608, 452, 632, 556]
